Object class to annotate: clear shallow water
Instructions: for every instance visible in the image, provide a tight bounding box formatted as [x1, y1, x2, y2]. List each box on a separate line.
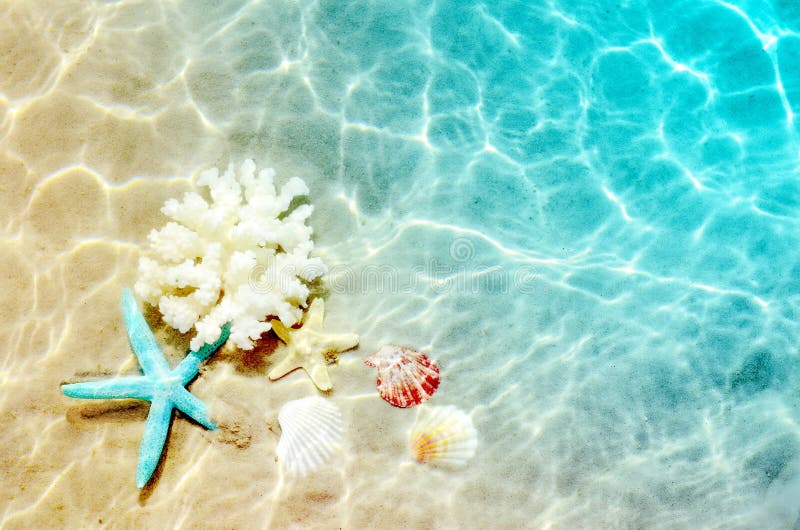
[3, 0, 800, 528]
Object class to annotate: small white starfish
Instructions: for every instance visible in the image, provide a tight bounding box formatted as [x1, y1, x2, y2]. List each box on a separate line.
[268, 298, 359, 391]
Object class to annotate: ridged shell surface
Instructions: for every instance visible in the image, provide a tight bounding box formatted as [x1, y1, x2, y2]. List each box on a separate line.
[411, 405, 477, 467]
[276, 396, 343, 477]
[364, 345, 440, 408]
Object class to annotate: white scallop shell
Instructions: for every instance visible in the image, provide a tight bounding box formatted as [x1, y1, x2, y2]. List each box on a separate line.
[276, 396, 343, 477]
[410, 405, 477, 468]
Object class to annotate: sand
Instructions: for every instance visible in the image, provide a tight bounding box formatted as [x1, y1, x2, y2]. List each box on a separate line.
[0, 3, 497, 528]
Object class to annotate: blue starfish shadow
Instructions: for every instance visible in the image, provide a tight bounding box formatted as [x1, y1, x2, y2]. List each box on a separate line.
[62, 288, 230, 488]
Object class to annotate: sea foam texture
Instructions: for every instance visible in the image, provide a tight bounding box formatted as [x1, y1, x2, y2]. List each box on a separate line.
[135, 160, 325, 351]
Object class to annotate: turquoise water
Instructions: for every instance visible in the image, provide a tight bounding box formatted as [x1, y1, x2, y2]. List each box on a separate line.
[175, 0, 800, 526]
[295, 0, 800, 527]
[5, 0, 800, 527]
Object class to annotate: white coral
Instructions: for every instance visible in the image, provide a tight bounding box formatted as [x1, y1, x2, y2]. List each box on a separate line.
[135, 159, 326, 351]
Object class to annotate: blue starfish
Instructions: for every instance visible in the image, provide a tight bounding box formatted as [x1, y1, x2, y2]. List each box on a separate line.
[62, 288, 230, 488]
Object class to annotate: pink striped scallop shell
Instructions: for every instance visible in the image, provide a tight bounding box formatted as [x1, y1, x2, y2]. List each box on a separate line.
[364, 345, 440, 408]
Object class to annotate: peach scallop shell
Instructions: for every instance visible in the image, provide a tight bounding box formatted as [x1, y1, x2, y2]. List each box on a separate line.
[411, 405, 477, 467]
[364, 345, 440, 408]
[276, 396, 343, 477]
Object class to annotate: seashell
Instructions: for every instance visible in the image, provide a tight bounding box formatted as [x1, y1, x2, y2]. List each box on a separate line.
[364, 345, 440, 408]
[276, 396, 343, 477]
[411, 405, 477, 468]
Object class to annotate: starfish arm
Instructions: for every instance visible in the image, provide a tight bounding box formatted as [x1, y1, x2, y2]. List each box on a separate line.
[171, 387, 217, 430]
[305, 360, 333, 391]
[322, 332, 360, 353]
[175, 322, 231, 385]
[136, 396, 173, 488]
[62, 376, 154, 401]
[121, 289, 170, 377]
[174, 354, 202, 387]
[305, 298, 325, 328]
[191, 321, 231, 362]
[268, 350, 301, 381]
[267, 351, 333, 391]
[271, 319, 293, 344]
